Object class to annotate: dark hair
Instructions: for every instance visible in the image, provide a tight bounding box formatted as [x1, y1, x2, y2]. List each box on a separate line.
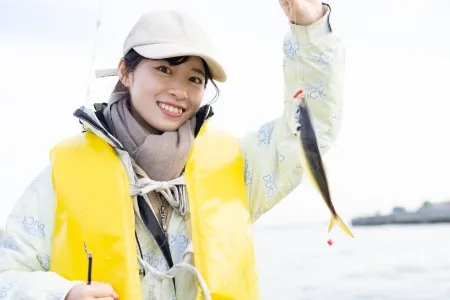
[114, 49, 220, 104]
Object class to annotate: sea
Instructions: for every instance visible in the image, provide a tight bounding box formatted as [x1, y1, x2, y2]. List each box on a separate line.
[252, 223, 450, 300]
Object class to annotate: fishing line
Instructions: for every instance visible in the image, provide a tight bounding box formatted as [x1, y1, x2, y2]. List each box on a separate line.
[290, 2, 338, 246]
[290, 1, 305, 97]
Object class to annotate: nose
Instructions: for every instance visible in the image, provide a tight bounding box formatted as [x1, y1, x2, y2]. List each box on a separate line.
[169, 86, 188, 101]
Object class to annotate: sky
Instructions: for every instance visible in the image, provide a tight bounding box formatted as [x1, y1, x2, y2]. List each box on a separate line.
[1, 0, 450, 228]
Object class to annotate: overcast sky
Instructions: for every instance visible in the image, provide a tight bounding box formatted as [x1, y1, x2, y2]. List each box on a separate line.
[1, 0, 449, 228]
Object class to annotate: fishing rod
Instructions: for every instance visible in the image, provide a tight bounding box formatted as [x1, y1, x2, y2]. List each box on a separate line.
[81, 0, 104, 284]
[84, 0, 104, 108]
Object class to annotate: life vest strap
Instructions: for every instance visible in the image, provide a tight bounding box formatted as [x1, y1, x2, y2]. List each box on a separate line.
[137, 195, 175, 292]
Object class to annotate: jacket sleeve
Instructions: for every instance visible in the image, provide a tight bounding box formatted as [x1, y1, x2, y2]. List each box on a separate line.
[0, 166, 80, 300]
[238, 4, 345, 222]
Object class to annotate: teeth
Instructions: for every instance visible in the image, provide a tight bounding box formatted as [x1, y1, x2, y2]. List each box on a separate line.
[159, 103, 183, 114]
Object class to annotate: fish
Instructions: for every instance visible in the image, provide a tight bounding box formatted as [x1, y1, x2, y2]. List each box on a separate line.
[294, 90, 354, 238]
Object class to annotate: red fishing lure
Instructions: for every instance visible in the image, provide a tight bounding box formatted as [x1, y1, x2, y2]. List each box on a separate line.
[293, 89, 303, 98]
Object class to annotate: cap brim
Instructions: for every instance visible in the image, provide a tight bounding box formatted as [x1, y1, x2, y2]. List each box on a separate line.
[95, 68, 118, 78]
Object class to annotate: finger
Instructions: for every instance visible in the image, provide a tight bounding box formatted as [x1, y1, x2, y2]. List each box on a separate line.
[95, 297, 115, 300]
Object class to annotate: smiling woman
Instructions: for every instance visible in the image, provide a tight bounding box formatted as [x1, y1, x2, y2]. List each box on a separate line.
[112, 49, 219, 133]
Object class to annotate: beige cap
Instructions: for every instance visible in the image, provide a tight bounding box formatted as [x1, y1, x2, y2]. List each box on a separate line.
[95, 10, 227, 82]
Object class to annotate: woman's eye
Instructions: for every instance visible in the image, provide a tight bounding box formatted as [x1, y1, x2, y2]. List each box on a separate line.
[157, 66, 172, 74]
[190, 77, 203, 85]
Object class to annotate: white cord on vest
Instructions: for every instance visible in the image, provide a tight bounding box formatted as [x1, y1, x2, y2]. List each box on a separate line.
[138, 255, 211, 300]
[130, 176, 188, 216]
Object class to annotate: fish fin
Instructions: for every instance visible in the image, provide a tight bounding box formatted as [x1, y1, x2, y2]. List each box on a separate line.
[328, 215, 355, 238]
[328, 216, 335, 232]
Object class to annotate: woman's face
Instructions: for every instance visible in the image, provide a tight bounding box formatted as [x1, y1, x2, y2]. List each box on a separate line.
[119, 56, 206, 132]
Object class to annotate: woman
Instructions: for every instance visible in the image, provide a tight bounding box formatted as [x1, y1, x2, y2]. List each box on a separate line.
[0, 0, 345, 299]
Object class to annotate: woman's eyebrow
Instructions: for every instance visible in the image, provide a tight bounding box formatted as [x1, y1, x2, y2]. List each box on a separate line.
[192, 68, 205, 77]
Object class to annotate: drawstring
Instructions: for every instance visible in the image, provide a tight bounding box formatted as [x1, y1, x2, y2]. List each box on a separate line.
[138, 253, 211, 300]
[130, 176, 188, 216]
[131, 175, 211, 298]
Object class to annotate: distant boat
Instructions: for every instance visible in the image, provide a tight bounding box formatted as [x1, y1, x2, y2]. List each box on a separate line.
[351, 201, 450, 226]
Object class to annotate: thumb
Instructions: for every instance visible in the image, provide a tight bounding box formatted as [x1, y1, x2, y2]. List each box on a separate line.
[89, 282, 119, 299]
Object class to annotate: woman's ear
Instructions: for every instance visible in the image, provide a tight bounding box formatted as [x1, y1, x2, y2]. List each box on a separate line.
[118, 58, 132, 87]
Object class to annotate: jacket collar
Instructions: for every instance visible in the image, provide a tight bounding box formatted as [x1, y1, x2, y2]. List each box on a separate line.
[72, 103, 214, 150]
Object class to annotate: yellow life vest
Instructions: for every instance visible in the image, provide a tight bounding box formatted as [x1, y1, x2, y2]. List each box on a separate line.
[49, 123, 260, 300]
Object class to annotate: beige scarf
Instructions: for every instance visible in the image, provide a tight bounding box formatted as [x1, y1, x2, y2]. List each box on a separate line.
[103, 92, 195, 181]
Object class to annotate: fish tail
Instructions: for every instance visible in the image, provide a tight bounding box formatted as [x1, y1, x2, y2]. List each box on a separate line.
[329, 215, 355, 238]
